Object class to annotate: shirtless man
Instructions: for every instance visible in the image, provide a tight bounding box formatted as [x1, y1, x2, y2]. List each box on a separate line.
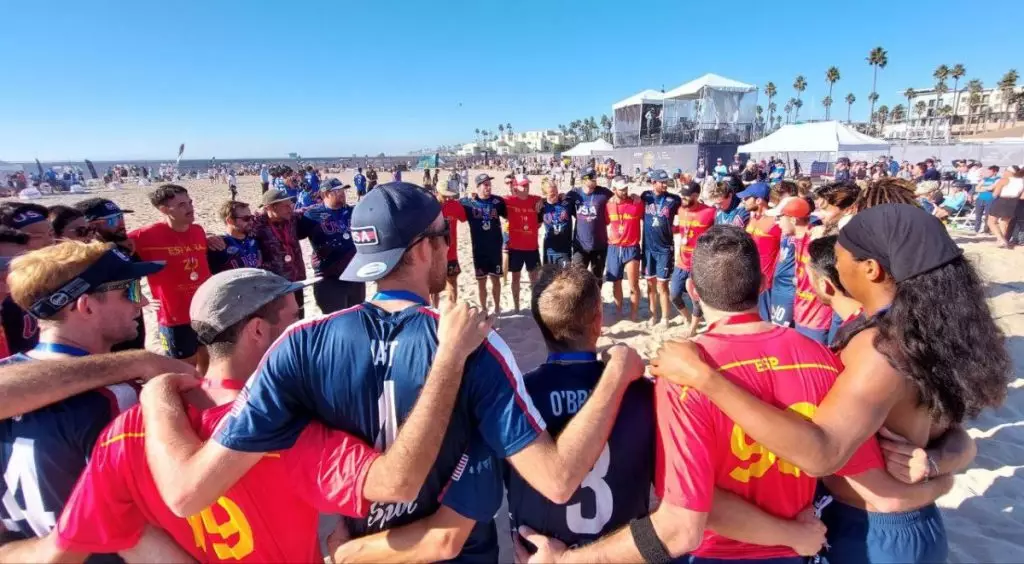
[651, 204, 1010, 563]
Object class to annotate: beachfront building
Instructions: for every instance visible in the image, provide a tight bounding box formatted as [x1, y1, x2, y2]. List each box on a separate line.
[881, 85, 1024, 142]
[484, 130, 565, 154]
[456, 142, 482, 156]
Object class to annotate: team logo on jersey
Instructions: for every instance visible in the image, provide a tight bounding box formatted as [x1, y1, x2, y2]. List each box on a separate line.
[351, 226, 379, 246]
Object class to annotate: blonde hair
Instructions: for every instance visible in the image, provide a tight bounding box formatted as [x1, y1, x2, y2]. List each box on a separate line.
[8, 240, 113, 313]
[541, 177, 554, 190]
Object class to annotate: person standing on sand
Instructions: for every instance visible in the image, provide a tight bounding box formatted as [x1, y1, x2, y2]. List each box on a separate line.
[669, 181, 714, 337]
[504, 175, 544, 312]
[430, 184, 467, 308]
[259, 164, 270, 193]
[540, 177, 574, 268]
[462, 174, 507, 316]
[736, 182, 782, 323]
[366, 166, 378, 192]
[250, 189, 308, 318]
[354, 167, 367, 198]
[640, 169, 682, 327]
[652, 205, 1009, 564]
[207, 200, 262, 274]
[298, 181, 364, 314]
[605, 176, 644, 321]
[566, 166, 612, 281]
[129, 185, 211, 367]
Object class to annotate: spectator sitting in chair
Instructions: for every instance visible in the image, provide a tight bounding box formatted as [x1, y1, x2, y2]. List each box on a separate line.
[933, 182, 969, 221]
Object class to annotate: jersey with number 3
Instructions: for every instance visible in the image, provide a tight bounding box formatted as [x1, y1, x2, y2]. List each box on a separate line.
[214, 303, 545, 560]
[505, 361, 654, 547]
[654, 327, 884, 559]
[0, 354, 137, 541]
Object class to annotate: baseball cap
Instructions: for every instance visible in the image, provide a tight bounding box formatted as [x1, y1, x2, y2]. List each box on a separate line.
[261, 188, 293, 207]
[611, 176, 630, 190]
[766, 196, 811, 218]
[580, 166, 597, 179]
[340, 182, 443, 282]
[190, 268, 320, 345]
[321, 178, 350, 192]
[475, 173, 494, 186]
[735, 182, 770, 201]
[514, 174, 530, 186]
[28, 246, 164, 320]
[679, 181, 701, 197]
[75, 199, 135, 221]
[648, 169, 671, 182]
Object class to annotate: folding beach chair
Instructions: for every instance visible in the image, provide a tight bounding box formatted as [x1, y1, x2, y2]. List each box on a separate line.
[947, 201, 976, 232]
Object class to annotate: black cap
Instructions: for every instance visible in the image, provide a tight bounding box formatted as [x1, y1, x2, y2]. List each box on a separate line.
[76, 199, 135, 221]
[581, 166, 597, 179]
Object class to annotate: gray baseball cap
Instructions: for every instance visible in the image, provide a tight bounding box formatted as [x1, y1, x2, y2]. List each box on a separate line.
[190, 268, 320, 345]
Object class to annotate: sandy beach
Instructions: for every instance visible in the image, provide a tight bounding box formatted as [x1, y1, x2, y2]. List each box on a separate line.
[9, 171, 1023, 563]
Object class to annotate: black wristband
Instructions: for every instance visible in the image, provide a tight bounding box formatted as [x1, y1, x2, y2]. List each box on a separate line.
[629, 516, 672, 564]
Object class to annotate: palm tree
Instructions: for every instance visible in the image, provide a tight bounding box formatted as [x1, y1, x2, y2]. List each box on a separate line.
[930, 65, 949, 140]
[965, 80, 983, 134]
[784, 99, 795, 124]
[600, 114, 612, 141]
[755, 105, 764, 135]
[506, 123, 513, 136]
[773, 115, 782, 130]
[903, 88, 916, 134]
[999, 70, 1019, 128]
[844, 93, 856, 123]
[825, 67, 840, 119]
[793, 75, 807, 121]
[915, 101, 927, 123]
[768, 102, 778, 130]
[765, 82, 777, 128]
[474, 128, 480, 143]
[877, 105, 890, 132]
[938, 105, 954, 142]
[793, 99, 804, 122]
[498, 124, 505, 139]
[949, 64, 966, 137]
[867, 47, 888, 122]
[891, 104, 905, 123]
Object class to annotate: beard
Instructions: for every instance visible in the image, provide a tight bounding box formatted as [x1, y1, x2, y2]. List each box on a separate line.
[428, 253, 447, 294]
[98, 230, 128, 244]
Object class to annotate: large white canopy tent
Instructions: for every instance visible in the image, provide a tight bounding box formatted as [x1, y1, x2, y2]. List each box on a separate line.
[660, 73, 758, 144]
[739, 121, 891, 175]
[612, 89, 666, 147]
[562, 139, 613, 157]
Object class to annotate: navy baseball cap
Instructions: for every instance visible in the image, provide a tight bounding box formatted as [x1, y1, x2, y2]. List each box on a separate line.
[581, 166, 597, 179]
[648, 169, 671, 182]
[475, 173, 494, 186]
[736, 182, 770, 201]
[75, 198, 135, 221]
[340, 182, 443, 282]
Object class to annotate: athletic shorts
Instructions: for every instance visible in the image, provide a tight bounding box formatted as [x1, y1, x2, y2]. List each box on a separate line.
[768, 286, 795, 327]
[818, 485, 947, 564]
[643, 248, 674, 281]
[605, 245, 640, 282]
[669, 267, 701, 317]
[447, 259, 461, 277]
[795, 324, 829, 345]
[508, 249, 540, 273]
[158, 323, 199, 360]
[473, 251, 503, 278]
[572, 248, 607, 282]
[544, 247, 572, 268]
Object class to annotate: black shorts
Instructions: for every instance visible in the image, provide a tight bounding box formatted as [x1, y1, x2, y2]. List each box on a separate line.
[508, 249, 540, 273]
[572, 248, 608, 281]
[447, 259, 461, 277]
[473, 251, 503, 278]
[158, 323, 200, 359]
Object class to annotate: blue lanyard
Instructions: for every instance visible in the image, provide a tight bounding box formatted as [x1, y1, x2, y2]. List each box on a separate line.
[33, 342, 90, 357]
[547, 351, 598, 363]
[372, 290, 428, 306]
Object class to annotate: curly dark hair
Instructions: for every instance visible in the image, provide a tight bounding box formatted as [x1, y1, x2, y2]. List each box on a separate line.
[856, 177, 920, 210]
[834, 256, 1010, 423]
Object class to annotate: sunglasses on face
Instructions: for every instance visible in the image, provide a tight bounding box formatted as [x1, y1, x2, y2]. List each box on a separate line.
[233, 215, 254, 223]
[93, 279, 144, 305]
[96, 214, 124, 229]
[414, 219, 451, 247]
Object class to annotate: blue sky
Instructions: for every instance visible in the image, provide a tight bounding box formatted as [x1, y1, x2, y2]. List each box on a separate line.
[2, 0, 1019, 161]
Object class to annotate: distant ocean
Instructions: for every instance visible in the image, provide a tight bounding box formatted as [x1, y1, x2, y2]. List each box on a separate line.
[15, 155, 425, 175]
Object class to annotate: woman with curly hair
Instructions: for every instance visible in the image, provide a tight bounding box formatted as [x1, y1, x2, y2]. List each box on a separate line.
[651, 204, 1010, 563]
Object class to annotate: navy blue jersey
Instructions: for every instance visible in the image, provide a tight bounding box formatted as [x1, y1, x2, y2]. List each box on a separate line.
[298, 204, 356, 277]
[566, 187, 612, 251]
[1, 298, 38, 355]
[714, 196, 751, 228]
[640, 191, 682, 254]
[541, 199, 575, 254]
[437, 436, 504, 563]
[505, 357, 654, 547]
[0, 354, 137, 540]
[771, 235, 797, 294]
[207, 235, 263, 274]
[215, 303, 545, 559]
[461, 196, 507, 255]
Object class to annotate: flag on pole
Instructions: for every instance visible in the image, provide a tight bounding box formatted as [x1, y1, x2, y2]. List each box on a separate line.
[84, 160, 98, 179]
[176, 143, 185, 165]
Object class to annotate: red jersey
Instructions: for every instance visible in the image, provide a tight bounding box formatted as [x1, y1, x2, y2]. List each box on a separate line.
[793, 231, 834, 330]
[129, 223, 211, 326]
[606, 196, 644, 247]
[654, 325, 883, 559]
[745, 215, 782, 292]
[505, 195, 542, 251]
[441, 199, 468, 262]
[673, 203, 716, 271]
[55, 403, 378, 562]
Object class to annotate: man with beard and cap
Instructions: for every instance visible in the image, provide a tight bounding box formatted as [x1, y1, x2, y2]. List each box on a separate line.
[298, 179, 364, 314]
[75, 198, 145, 352]
[640, 169, 682, 328]
[670, 181, 715, 336]
[137, 182, 647, 562]
[651, 204, 1008, 564]
[566, 166, 613, 281]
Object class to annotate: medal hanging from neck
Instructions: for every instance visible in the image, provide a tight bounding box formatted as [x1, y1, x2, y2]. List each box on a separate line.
[651, 193, 668, 229]
[270, 220, 295, 264]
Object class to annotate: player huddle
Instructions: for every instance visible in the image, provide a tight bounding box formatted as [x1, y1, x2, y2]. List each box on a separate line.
[0, 176, 1012, 564]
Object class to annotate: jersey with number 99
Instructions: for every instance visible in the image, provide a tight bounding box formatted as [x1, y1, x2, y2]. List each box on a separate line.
[215, 303, 546, 560]
[505, 359, 654, 547]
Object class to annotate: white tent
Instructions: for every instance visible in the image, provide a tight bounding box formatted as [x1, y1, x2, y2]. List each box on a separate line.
[663, 73, 756, 99]
[612, 89, 665, 110]
[739, 121, 890, 153]
[562, 139, 613, 157]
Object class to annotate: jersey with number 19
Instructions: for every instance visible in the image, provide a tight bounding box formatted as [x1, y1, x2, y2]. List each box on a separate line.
[505, 357, 654, 547]
[214, 303, 546, 560]
[655, 326, 884, 559]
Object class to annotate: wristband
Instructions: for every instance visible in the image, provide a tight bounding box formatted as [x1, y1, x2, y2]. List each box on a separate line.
[630, 516, 672, 564]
